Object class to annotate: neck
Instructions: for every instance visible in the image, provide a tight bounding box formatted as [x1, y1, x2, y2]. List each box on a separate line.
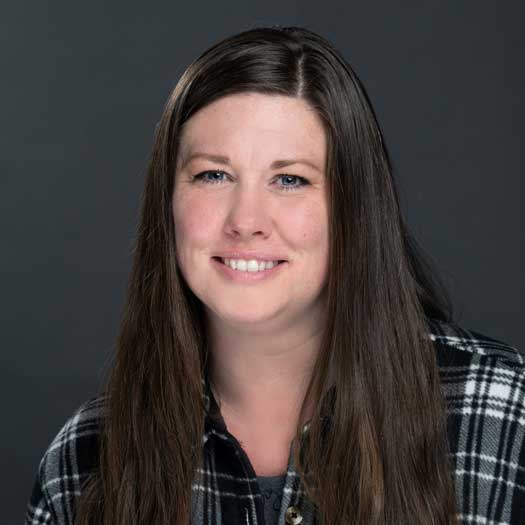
[207, 322, 324, 423]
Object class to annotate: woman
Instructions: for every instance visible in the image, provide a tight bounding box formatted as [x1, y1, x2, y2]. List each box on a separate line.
[25, 26, 524, 524]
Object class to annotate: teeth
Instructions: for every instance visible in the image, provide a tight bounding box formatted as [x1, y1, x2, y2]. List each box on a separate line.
[222, 258, 279, 272]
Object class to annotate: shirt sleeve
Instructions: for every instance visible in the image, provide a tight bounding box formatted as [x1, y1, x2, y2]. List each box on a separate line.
[24, 459, 55, 524]
[510, 418, 525, 523]
[23, 397, 104, 525]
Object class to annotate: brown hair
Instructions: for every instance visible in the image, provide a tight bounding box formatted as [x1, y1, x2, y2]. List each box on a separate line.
[76, 25, 458, 524]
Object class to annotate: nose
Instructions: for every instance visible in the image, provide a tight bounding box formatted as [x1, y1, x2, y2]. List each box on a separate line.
[223, 183, 272, 240]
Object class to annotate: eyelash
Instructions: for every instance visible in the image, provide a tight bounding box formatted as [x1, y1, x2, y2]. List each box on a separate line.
[191, 170, 310, 192]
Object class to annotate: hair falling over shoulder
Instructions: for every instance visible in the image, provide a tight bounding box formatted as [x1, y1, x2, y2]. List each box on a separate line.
[75, 25, 459, 524]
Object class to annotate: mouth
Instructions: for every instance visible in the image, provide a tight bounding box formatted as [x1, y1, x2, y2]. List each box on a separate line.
[212, 256, 287, 265]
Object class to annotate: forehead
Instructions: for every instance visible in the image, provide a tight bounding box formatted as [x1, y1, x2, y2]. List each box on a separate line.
[178, 93, 327, 165]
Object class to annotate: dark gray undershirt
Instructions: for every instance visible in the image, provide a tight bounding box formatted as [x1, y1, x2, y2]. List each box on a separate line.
[257, 473, 287, 525]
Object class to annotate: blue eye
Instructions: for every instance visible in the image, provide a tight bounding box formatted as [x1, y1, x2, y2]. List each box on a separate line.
[276, 174, 309, 191]
[191, 171, 309, 192]
[192, 171, 226, 184]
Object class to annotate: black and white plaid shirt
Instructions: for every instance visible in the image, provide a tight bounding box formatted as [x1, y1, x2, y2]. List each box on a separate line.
[25, 318, 525, 524]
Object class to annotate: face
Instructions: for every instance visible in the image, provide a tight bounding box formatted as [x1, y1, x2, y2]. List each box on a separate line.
[172, 93, 329, 332]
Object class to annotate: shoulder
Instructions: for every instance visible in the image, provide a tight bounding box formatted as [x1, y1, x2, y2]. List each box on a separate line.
[426, 316, 524, 370]
[426, 316, 524, 420]
[25, 395, 106, 524]
[426, 319, 525, 522]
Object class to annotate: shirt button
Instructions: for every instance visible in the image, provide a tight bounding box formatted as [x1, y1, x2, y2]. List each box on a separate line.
[285, 505, 303, 524]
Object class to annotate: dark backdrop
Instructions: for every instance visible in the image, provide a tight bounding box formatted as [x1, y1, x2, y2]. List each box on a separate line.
[3, 2, 523, 522]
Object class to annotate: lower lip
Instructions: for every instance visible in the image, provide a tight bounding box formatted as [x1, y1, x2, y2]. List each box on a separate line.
[211, 257, 288, 283]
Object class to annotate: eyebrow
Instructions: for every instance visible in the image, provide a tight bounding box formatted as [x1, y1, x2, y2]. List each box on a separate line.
[179, 152, 323, 173]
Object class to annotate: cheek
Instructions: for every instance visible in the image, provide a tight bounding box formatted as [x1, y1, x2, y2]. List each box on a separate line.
[173, 192, 218, 259]
[283, 201, 329, 288]
[283, 200, 328, 251]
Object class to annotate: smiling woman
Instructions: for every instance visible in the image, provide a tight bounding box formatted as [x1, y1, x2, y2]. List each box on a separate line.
[25, 25, 525, 525]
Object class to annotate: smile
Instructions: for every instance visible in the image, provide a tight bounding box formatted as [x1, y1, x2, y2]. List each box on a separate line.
[211, 257, 287, 283]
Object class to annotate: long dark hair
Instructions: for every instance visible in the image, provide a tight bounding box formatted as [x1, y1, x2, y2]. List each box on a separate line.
[76, 25, 458, 524]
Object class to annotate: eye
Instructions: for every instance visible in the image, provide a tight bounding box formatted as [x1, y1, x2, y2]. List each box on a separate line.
[191, 170, 310, 192]
[275, 174, 310, 192]
[191, 170, 227, 185]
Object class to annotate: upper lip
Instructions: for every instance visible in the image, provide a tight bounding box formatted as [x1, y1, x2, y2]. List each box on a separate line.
[213, 251, 288, 262]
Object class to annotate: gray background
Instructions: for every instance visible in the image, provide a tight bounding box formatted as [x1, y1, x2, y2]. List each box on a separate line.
[2, 1, 523, 522]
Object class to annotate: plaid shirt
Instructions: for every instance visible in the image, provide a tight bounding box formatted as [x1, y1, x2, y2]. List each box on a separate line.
[25, 317, 525, 524]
